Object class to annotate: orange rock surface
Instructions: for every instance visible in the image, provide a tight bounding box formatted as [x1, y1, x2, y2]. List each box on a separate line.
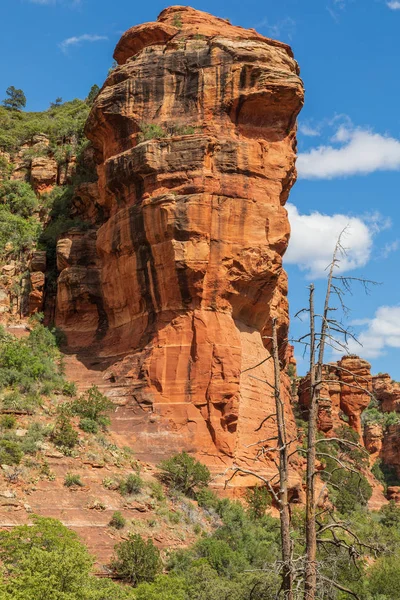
[298, 356, 372, 439]
[372, 373, 400, 413]
[55, 7, 304, 481]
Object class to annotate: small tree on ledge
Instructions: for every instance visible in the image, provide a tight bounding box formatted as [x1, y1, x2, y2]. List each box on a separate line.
[3, 86, 26, 111]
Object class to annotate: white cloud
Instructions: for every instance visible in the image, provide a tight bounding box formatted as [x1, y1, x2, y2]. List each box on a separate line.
[60, 33, 108, 53]
[387, 1, 400, 9]
[345, 306, 400, 358]
[381, 239, 399, 258]
[297, 126, 400, 179]
[254, 17, 296, 41]
[299, 124, 321, 137]
[285, 203, 387, 278]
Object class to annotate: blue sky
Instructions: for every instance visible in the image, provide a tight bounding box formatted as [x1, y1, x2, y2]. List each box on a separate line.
[1, 0, 400, 377]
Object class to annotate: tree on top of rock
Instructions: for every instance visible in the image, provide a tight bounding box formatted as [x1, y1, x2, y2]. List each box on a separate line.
[86, 84, 100, 106]
[2, 86, 26, 111]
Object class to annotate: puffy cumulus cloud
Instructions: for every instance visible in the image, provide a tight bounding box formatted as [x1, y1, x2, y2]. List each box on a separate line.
[345, 306, 400, 358]
[297, 126, 400, 179]
[60, 33, 108, 53]
[284, 204, 387, 278]
[387, 1, 400, 9]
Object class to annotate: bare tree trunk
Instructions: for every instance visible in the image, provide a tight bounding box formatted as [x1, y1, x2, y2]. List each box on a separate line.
[272, 318, 293, 599]
[304, 243, 339, 600]
[304, 284, 317, 599]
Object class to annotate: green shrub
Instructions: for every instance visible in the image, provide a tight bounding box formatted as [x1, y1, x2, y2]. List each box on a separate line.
[172, 13, 183, 28]
[0, 439, 23, 465]
[135, 575, 186, 600]
[0, 414, 16, 429]
[0, 516, 95, 599]
[1, 390, 39, 414]
[79, 418, 98, 434]
[379, 500, 400, 528]
[0, 324, 67, 397]
[0, 205, 40, 258]
[19, 422, 49, 454]
[372, 458, 400, 490]
[149, 481, 165, 502]
[0, 155, 11, 180]
[138, 123, 167, 142]
[51, 415, 78, 449]
[62, 380, 77, 397]
[111, 533, 162, 586]
[0, 180, 38, 218]
[362, 407, 400, 429]
[109, 511, 126, 530]
[168, 511, 181, 524]
[119, 473, 143, 496]
[194, 537, 248, 577]
[66, 386, 113, 423]
[196, 488, 220, 511]
[64, 473, 83, 487]
[102, 476, 119, 490]
[170, 124, 197, 136]
[245, 485, 271, 520]
[368, 552, 400, 598]
[329, 469, 372, 514]
[158, 452, 210, 497]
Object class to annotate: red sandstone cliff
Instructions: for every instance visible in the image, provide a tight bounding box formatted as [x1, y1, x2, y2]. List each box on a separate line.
[54, 6, 304, 479]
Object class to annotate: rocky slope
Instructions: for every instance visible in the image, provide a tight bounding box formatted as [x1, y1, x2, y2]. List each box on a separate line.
[54, 6, 305, 482]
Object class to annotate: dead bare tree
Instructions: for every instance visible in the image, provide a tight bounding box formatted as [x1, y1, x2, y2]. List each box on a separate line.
[229, 232, 380, 599]
[272, 316, 294, 599]
[298, 233, 379, 600]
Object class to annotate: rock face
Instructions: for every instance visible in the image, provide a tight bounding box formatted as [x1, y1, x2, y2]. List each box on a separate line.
[27, 251, 47, 315]
[298, 356, 372, 439]
[380, 424, 400, 477]
[3, 134, 76, 195]
[364, 375, 400, 485]
[55, 7, 304, 474]
[372, 374, 400, 413]
[364, 423, 384, 459]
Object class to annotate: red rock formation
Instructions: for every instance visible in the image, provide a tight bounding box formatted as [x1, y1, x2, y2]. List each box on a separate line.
[387, 486, 400, 503]
[298, 356, 372, 439]
[27, 251, 47, 315]
[373, 373, 400, 413]
[55, 7, 304, 478]
[364, 423, 383, 459]
[30, 156, 58, 194]
[380, 424, 400, 478]
[339, 356, 372, 437]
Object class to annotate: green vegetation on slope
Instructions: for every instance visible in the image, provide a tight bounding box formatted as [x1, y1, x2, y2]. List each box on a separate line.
[0, 98, 90, 154]
[0, 321, 399, 600]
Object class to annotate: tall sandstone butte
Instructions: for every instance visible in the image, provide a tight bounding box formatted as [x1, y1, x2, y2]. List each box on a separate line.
[56, 6, 304, 477]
